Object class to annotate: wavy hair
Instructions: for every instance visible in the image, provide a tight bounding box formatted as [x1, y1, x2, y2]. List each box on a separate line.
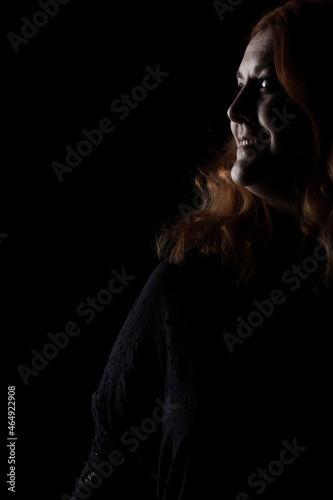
[156, 0, 333, 289]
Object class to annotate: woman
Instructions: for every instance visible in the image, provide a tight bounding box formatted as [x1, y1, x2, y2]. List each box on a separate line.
[69, 1, 332, 498]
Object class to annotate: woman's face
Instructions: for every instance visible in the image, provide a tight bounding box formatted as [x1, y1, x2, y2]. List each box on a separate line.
[227, 29, 312, 213]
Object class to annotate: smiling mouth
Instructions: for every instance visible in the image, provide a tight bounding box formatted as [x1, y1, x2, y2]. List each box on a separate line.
[238, 139, 258, 148]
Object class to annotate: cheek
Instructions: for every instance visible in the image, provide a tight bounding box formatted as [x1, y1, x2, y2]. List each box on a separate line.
[258, 96, 298, 154]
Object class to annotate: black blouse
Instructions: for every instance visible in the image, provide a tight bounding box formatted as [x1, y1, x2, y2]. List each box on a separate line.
[70, 240, 332, 499]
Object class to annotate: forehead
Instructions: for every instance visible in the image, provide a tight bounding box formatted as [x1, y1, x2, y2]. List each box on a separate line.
[238, 30, 275, 76]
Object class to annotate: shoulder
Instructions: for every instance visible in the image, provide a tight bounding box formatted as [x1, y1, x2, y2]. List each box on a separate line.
[144, 253, 213, 289]
[135, 259, 188, 313]
[143, 253, 235, 308]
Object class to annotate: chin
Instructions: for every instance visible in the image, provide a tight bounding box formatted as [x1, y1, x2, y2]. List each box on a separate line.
[231, 160, 263, 187]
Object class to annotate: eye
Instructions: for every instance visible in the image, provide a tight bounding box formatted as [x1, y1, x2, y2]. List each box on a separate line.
[259, 77, 274, 89]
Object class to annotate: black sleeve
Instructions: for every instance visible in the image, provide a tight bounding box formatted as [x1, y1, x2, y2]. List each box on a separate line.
[69, 261, 171, 500]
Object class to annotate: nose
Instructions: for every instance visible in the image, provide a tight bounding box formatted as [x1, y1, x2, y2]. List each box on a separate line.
[227, 86, 256, 125]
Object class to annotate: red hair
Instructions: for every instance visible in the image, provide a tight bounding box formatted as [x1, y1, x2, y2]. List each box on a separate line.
[156, 0, 333, 289]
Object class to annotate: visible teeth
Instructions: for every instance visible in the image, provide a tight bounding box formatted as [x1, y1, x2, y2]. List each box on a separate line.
[241, 139, 256, 146]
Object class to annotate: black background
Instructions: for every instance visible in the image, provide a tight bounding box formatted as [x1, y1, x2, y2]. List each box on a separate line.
[3, 1, 278, 498]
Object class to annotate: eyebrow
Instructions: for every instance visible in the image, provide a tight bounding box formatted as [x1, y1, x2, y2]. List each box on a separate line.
[236, 64, 275, 79]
